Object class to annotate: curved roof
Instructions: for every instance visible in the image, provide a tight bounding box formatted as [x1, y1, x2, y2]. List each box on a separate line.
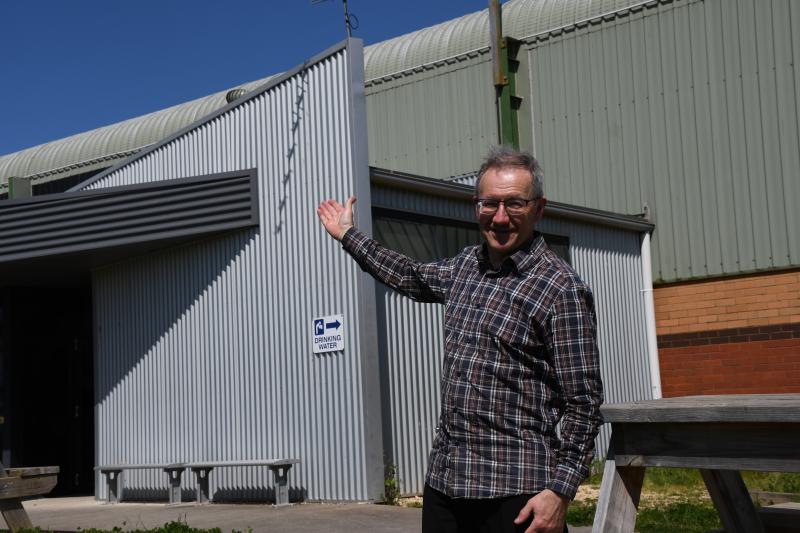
[0, 0, 652, 189]
[0, 75, 276, 188]
[365, 0, 652, 80]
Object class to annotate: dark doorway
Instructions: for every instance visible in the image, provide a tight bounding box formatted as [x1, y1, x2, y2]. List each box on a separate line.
[0, 286, 94, 495]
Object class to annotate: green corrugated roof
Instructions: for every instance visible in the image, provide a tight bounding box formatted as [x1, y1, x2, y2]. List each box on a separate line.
[0, 0, 655, 190]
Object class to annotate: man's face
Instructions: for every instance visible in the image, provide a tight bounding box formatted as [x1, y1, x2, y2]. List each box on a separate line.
[475, 166, 546, 265]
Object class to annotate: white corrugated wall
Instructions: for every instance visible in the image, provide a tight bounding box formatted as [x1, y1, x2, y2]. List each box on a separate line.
[88, 41, 384, 502]
[376, 210, 654, 495]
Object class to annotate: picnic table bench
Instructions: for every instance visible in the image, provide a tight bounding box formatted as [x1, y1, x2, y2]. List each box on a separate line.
[592, 393, 800, 533]
[98, 459, 299, 506]
[0, 463, 59, 532]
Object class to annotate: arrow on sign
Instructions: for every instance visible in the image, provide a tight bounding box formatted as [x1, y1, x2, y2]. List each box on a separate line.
[326, 319, 342, 330]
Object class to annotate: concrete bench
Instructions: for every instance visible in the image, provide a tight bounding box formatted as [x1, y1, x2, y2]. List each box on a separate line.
[97, 459, 299, 506]
[186, 459, 300, 506]
[97, 463, 186, 505]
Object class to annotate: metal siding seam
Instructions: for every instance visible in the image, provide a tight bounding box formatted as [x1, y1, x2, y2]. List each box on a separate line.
[562, 35, 581, 204]
[790, 0, 800, 265]
[772, 0, 800, 265]
[756, 0, 791, 269]
[719, 0, 755, 273]
[620, 11, 643, 217]
[689, 1, 723, 277]
[674, 3, 706, 278]
[657, 7, 686, 280]
[738, 0, 773, 271]
[574, 33, 593, 207]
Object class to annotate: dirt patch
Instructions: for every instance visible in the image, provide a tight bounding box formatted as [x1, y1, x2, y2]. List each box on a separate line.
[399, 496, 423, 508]
[575, 485, 711, 510]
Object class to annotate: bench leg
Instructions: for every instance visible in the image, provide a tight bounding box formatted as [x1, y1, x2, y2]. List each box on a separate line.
[103, 470, 124, 503]
[164, 468, 185, 505]
[269, 465, 293, 506]
[0, 499, 33, 532]
[191, 467, 213, 504]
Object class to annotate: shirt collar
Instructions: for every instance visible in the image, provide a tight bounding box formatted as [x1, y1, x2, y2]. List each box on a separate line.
[475, 232, 547, 275]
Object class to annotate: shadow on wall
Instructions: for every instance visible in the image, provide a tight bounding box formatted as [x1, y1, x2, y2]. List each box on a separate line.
[92, 226, 315, 501]
[93, 227, 256, 406]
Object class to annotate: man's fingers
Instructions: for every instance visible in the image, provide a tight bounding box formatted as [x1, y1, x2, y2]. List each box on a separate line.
[514, 499, 535, 524]
[317, 197, 357, 241]
[317, 200, 343, 219]
[343, 196, 357, 220]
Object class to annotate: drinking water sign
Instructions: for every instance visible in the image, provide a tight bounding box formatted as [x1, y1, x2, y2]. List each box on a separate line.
[312, 314, 344, 354]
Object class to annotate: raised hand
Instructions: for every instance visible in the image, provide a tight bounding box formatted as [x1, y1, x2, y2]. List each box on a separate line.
[317, 196, 356, 241]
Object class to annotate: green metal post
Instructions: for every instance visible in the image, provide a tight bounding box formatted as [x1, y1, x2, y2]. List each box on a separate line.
[496, 37, 521, 148]
[7, 177, 32, 199]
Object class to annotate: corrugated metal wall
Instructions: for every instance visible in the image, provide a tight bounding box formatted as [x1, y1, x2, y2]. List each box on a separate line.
[526, 0, 800, 283]
[87, 41, 384, 502]
[365, 54, 497, 179]
[371, 183, 474, 223]
[374, 193, 654, 495]
[365, 0, 800, 283]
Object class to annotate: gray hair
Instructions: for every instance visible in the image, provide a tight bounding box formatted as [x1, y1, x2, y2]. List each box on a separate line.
[475, 145, 544, 199]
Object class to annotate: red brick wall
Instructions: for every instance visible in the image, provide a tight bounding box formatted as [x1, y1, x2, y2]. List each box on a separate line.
[654, 271, 800, 397]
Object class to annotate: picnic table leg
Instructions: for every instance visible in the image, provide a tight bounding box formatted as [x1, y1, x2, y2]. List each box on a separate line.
[0, 499, 33, 532]
[592, 456, 645, 533]
[700, 469, 765, 533]
[268, 464, 293, 506]
[164, 467, 185, 505]
[191, 467, 214, 504]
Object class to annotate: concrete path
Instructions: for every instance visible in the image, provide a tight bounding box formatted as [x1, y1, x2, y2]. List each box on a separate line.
[11, 496, 592, 532]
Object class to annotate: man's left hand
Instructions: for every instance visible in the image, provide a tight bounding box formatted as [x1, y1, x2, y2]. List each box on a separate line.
[513, 489, 569, 533]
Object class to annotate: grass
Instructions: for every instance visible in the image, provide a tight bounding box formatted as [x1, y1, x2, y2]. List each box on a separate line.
[636, 502, 723, 533]
[567, 465, 800, 532]
[743, 470, 800, 496]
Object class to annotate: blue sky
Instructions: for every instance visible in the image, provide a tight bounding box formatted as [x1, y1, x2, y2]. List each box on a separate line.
[0, 0, 492, 156]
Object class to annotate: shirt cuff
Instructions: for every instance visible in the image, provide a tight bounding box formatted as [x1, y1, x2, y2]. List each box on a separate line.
[546, 464, 584, 500]
[340, 227, 364, 251]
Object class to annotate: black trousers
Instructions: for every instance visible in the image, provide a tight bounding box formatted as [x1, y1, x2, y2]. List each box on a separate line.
[422, 484, 569, 533]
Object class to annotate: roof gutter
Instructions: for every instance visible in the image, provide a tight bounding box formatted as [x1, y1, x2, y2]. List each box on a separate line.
[369, 167, 654, 234]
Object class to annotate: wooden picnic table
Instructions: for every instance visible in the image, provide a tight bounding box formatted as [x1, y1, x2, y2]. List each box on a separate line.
[592, 394, 800, 533]
[0, 463, 59, 532]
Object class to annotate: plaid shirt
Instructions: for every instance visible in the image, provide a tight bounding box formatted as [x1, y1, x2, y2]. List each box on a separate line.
[341, 228, 603, 500]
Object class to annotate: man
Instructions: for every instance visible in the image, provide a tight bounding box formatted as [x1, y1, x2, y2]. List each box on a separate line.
[317, 146, 603, 533]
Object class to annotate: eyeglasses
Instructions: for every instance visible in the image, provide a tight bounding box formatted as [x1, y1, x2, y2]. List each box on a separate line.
[474, 197, 539, 215]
